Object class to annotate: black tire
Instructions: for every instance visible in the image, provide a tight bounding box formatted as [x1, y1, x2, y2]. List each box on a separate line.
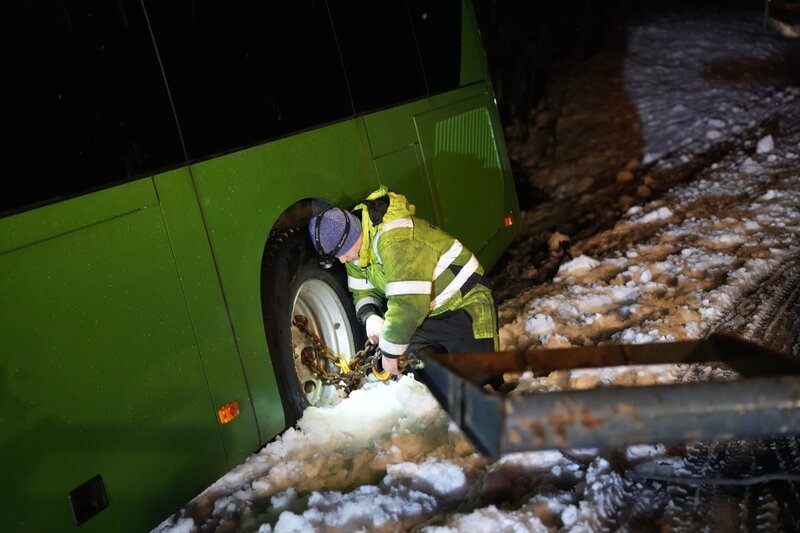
[261, 229, 364, 429]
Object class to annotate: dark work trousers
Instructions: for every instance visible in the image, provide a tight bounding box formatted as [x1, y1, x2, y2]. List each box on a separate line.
[406, 308, 495, 356]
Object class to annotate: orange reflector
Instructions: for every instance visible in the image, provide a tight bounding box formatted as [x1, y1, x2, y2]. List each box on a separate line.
[217, 401, 240, 425]
[503, 214, 514, 227]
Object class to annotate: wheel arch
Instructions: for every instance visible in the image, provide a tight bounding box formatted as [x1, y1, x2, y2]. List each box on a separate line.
[258, 196, 361, 429]
[258, 196, 336, 309]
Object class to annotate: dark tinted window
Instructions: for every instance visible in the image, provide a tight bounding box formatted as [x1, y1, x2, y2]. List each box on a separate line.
[144, 1, 353, 160]
[0, 0, 185, 216]
[328, 0, 427, 112]
[407, 0, 462, 93]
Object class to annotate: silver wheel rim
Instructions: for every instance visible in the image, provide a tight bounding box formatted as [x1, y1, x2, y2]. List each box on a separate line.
[291, 278, 355, 406]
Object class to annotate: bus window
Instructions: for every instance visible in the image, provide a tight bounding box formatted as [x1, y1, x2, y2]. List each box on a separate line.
[144, 0, 353, 161]
[328, 0, 427, 112]
[407, 0, 463, 94]
[0, 0, 185, 216]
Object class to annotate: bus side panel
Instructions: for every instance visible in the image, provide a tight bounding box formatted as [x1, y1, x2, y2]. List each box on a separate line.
[155, 168, 261, 463]
[361, 85, 488, 228]
[0, 180, 157, 255]
[414, 94, 518, 265]
[373, 145, 439, 224]
[186, 119, 379, 438]
[0, 183, 227, 531]
[361, 84, 486, 160]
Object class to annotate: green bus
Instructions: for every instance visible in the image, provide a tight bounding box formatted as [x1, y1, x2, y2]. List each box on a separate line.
[0, 0, 518, 529]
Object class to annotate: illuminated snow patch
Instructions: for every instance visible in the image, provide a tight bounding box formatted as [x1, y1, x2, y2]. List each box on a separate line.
[385, 459, 469, 498]
[556, 255, 600, 278]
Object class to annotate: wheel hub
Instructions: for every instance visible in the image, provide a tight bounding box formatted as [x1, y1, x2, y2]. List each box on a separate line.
[291, 278, 355, 406]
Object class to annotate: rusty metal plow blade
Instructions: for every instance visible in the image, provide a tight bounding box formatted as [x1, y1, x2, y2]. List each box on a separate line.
[415, 334, 800, 459]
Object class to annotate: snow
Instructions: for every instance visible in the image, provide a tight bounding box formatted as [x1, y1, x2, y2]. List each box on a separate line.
[555, 255, 600, 278]
[155, 8, 800, 533]
[629, 206, 673, 225]
[757, 134, 775, 153]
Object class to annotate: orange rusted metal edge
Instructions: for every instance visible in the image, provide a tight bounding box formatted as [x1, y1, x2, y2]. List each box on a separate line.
[415, 334, 800, 458]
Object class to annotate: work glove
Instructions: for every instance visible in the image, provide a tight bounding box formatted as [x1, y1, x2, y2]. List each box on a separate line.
[380, 351, 402, 377]
[365, 314, 384, 344]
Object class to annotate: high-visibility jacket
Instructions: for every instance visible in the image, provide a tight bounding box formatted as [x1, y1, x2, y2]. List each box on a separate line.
[345, 188, 497, 357]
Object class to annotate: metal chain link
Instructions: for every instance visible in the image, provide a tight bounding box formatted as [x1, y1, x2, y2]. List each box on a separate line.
[291, 315, 424, 394]
[292, 315, 388, 393]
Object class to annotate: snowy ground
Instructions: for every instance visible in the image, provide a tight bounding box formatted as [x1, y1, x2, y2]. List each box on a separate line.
[156, 8, 800, 532]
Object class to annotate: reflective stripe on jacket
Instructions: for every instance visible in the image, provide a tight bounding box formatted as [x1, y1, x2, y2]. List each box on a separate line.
[345, 193, 495, 357]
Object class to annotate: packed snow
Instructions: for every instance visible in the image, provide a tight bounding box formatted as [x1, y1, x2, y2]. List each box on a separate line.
[499, 153, 800, 350]
[156, 8, 800, 532]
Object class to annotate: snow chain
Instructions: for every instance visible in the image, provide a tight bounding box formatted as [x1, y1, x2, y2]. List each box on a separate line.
[292, 315, 422, 393]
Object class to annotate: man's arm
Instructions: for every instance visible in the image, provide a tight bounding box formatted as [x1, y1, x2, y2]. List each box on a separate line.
[377, 238, 435, 358]
[344, 261, 384, 324]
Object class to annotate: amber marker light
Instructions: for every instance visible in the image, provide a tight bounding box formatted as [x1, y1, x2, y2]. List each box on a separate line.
[503, 214, 514, 227]
[218, 401, 240, 424]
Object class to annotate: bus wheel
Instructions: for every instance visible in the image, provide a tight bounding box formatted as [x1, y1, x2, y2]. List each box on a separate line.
[261, 229, 363, 428]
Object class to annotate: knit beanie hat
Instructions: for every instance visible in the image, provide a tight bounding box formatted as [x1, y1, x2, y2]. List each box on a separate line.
[308, 207, 362, 257]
